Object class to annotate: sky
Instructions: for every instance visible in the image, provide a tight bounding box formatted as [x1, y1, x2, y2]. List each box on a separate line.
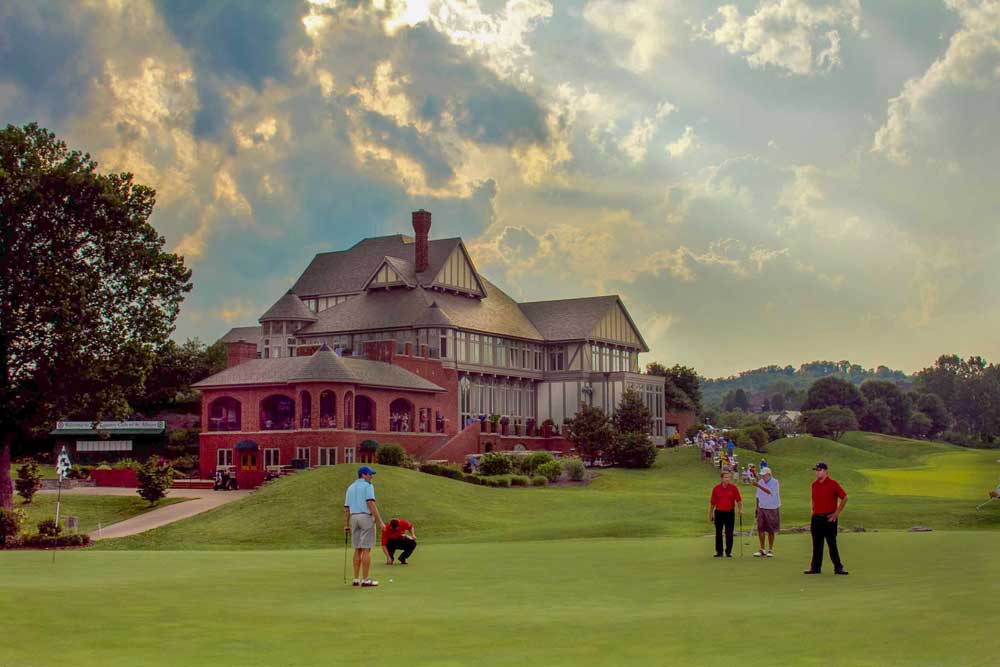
[1, 0, 997, 377]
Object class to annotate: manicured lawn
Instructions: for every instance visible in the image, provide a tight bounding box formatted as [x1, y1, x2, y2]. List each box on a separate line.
[98, 432, 1000, 550]
[17, 494, 183, 535]
[9, 463, 58, 479]
[2, 532, 998, 666]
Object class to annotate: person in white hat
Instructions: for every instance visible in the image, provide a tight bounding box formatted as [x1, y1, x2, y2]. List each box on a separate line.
[752, 466, 780, 557]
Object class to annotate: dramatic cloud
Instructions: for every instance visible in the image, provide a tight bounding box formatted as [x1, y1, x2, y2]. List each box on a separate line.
[698, 0, 863, 75]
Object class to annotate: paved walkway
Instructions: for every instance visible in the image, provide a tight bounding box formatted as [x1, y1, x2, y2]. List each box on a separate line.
[39, 486, 251, 540]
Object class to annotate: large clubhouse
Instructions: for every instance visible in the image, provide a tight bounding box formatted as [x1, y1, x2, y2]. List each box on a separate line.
[196, 211, 693, 484]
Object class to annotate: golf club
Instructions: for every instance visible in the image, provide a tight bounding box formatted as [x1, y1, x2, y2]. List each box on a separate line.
[739, 513, 745, 557]
[976, 497, 997, 511]
[343, 529, 350, 584]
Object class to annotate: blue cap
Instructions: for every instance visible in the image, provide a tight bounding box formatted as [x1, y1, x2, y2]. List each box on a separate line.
[357, 465, 376, 477]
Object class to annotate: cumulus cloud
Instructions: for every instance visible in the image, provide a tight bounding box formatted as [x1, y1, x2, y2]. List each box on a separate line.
[665, 125, 699, 158]
[583, 0, 686, 72]
[872, 0, 1000, 166]
[698, 0, 862, 75]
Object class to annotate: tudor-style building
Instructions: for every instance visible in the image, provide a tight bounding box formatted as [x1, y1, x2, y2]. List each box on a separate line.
[197, 210, 694, 482]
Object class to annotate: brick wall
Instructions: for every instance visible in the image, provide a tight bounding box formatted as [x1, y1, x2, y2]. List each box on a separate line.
[225, 342, 258, 368]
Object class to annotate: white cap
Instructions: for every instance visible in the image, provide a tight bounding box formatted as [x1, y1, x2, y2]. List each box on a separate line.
[761, 467, 772, 476]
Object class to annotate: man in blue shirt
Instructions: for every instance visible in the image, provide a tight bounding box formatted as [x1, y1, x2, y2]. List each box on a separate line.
[344, 466, 385, 587]
[726, 439, 735, 456]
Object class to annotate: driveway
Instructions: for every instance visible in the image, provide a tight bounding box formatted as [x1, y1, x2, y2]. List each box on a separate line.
[39, 486, 251, 540]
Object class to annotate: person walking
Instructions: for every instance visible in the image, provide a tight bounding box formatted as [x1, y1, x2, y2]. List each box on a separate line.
[710, 471, 743, 558]
[344, 465, 385, 587]
[752, 467, 780, 557]
[382, 518, 418, 565]
[804, 462, 849, 575]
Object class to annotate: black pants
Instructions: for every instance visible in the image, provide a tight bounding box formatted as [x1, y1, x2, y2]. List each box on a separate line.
[810, 514, 844, 571]
[714, 510, 735, 556]
[386, 537, 417, 562]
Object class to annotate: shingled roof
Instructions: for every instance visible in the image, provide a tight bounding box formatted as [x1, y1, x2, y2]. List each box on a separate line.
[193, 347, 444, 392]
[298, 277, 542, 340]
[259, 290, 318, 323]
[219, 325, 262, 345]
[519, 295, 648, 350]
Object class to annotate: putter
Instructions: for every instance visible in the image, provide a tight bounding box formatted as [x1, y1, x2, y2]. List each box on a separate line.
[343, 530, 350, 584]
[739, 514, 745, 557]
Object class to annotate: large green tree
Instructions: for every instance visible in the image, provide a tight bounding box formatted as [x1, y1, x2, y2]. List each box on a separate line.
[802, 377, 865, 419]
[646, 362, 702, 413]
[565, 404, 613, 465]
[859, 380, 911, 434]
[0, 124, 191, 509]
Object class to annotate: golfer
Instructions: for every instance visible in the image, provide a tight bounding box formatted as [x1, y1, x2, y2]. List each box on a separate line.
[710, 471, 743, 558]
[752, 467, 780, 557]
[344, 465, 385, 587]
[382, 518, 417, 565]
[804, 462, 849, 575]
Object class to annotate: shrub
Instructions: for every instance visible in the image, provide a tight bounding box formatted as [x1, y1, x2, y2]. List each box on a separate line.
[801, 407, 859, 440]
[759, 420, 784, 443]
[531, 475, 548, 487]
[478, 452, 514, 476]
[524, 451, 555, 474]
[15, 460, 43, 504]
[484, 476, 511, 488]
[23, 533, 91, 548]
[608, 432, 657, 468]
[114, 458, 139, 470]
[135, 458, 176, 506]
[510, 475, 530, 487]
[419, 462, 448, 475]
[462, 473, 483, 485]
[537, 460, 564, 483]
[170, 455, 199, 475]
[37, 518, 61, 537]
[0, 507, 26, 545]
[563, 457, 586, 482]
[376, 443, 407, 467]
[742, 425, 769, 452]
[442, 467, 463, 480]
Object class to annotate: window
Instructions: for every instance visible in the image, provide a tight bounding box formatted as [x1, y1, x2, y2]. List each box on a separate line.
[208, 397, 242, 431]
[482, 336, 493, 365]
[344, 447, 356, 464]
[264, 348, 270, 359]
[470, 333, 481, 364]
[77, 440, 132, 452]
[264, 448, 280, 468]
[435, 411, 445, 433]
[217, 449, 233, 467]
[456, 331, 467, 362]
[318, 448, 337, 466]
[295, 447, 311, 466]
[549, 349, 564, 371]
[439, 331, 449, 358]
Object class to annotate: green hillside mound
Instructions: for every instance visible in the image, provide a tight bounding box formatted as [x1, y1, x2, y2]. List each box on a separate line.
[99, 432, 1000, 550]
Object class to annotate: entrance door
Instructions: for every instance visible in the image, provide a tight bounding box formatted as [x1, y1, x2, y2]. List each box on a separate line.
[240, 452, 259, 471]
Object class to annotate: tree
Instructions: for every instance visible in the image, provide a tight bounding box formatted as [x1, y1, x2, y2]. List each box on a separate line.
[0, 124, 192, 509]
[859, 398, 893, 434]
[914, 392, 951, 437]
[741, 425, 769, 452]
[908, 412, 932, 439]
[646, 362, 702, 413]
[770, 393, 786, 411]
[722, 389, 750, 412]
[859, 380, 911, 434]
[14, 460, 42, 504]
[132, 338, 227, 409]
[566, 404, 613, 464]
[607, 431, 657, 468]
[135, 458, 176, 506]
[612, 389, 652, 435]
[803, 377, 864, 419]
[801, 407, 859, 441]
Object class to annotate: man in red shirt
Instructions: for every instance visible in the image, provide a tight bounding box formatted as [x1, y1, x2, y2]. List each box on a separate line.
[709, 471, 743, 557]
[805, 462, 849, 575]
[381, 518, 417, 565]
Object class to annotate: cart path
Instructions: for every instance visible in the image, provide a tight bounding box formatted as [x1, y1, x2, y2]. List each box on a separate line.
[39, 488, 252, 540]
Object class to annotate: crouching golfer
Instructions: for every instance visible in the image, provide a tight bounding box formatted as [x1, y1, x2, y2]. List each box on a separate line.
[344, 465, 385, 587]
[382, 518, 417, 565]
[710, 471, 743, 558]
[752, 467, 780, 557]
[805, 462, 849, 576]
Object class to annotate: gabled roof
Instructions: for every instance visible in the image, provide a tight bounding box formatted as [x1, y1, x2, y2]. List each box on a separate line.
[363, 255, 416, 290]
[219, 326, 262, 345]
[259, 290, 318, 323]
[193, 348, 444, 392]
[299, 278, 542, 340]
[519, 295, 649, 351]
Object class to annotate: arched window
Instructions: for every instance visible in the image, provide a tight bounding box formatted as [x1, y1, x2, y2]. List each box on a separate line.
[320, 390, 337, 428]
[260, 395, 295, 431]
[389, 398, 414, 432]
[355, 395, 375, 432]
[300, 390, 312, 429]
[344, 391, 354, 429]
[208, 397, 241, 431]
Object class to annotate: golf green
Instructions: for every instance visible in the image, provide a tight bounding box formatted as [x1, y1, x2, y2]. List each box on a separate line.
[3, 532, 998, 666]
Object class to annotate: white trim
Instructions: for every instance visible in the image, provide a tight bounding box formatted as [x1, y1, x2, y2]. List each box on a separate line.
[318, 447, 337, 466]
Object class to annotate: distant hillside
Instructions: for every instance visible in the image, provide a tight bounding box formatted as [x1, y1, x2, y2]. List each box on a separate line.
[703, 361, 911, 410]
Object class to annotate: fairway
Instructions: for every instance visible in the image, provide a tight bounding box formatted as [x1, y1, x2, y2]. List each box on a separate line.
[4, 532, 999, 666]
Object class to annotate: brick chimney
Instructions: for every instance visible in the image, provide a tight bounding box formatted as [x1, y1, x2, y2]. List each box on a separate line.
[412, 209, 431, 273]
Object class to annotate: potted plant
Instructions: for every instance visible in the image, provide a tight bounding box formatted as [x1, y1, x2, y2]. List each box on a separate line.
[500, 415, 510, 436]
[542, 419, 555, 438]
[526, 418, 536, 437]
[488, 414, 500, 434]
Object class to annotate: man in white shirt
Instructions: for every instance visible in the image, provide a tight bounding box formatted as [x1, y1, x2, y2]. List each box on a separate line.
[752, 467, 780, 557]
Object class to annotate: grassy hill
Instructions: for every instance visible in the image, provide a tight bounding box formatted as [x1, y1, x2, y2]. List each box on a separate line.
[98, 432, 1000, 550]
